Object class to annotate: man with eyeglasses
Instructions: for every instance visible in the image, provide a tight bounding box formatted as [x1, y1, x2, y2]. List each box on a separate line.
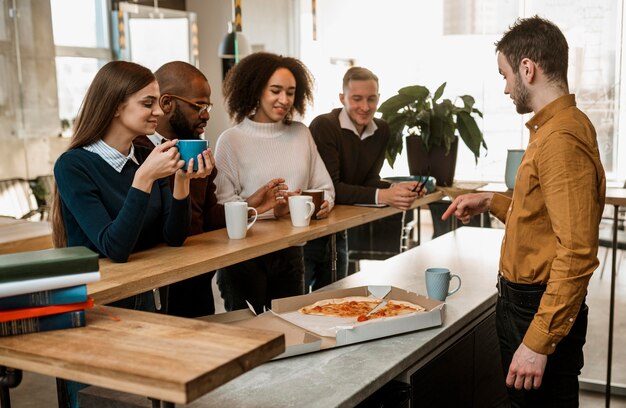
[135, 61, 281, 317]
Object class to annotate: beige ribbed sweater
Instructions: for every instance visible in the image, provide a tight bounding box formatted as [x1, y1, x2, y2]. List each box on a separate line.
[214, 118, 335, 217]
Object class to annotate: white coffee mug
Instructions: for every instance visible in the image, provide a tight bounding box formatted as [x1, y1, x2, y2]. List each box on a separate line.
[224, 201, 258, 239]
[288, 195, 315, 227]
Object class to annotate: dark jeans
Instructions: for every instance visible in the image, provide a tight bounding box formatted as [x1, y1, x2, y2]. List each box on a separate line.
[216, 246, 305, 314]
[166, 272, 216, 317]
[496, 277, 588, 408]
[303, 231, 348, 292]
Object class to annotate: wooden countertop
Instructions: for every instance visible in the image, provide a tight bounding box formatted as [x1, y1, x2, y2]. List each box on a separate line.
[89, 192, 444, 304]
[0, 306, 284, 404]
[0, 219, 52, 255]
[605, 187, 626, 206]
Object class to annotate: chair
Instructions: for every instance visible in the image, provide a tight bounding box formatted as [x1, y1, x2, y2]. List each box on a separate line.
[0, 178, 46, 221]
[32, 175, 55, 220]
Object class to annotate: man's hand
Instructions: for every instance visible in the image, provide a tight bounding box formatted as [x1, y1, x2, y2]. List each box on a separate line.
[378, 183, 419, 210]
[506, 343, 548, 390]
[441, 192, 493, 224]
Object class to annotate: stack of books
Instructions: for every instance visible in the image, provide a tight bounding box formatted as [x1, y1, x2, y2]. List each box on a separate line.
[0, 247, 100, 336]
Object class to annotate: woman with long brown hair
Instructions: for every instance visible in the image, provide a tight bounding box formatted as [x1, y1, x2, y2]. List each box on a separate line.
[52, 60, 211, 303]
[52, 60, 212, 407]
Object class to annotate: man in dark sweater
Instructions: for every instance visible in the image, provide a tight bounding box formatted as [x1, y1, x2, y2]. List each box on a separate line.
[304, 67, 422, 291]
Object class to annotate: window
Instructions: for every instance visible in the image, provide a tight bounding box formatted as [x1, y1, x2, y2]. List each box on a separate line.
[298, 0, 624, 182]
[50, 0, 111, 135]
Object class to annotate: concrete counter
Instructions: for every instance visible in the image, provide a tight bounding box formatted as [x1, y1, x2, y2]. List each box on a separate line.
[81, 227, 507, 407]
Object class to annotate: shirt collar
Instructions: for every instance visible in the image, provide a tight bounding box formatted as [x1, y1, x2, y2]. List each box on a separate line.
[525, 94, 576, 141]
[339, 108, 378, 140]
[83, 139, 139, 173]
[146, 132, 167, 146]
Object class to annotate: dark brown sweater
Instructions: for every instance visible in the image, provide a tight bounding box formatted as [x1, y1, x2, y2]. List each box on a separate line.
[309, 108, 391, 205]
[134, 135, 225, 235]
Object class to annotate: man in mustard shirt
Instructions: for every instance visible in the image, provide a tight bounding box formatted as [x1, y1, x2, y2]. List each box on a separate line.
[443, 16, 606, 407]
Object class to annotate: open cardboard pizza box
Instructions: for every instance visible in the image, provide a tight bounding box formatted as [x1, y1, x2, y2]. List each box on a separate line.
[199, 285, 444, 360]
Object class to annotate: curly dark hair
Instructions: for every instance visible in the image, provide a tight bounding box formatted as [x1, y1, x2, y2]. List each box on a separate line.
[223, 52, 314, 123]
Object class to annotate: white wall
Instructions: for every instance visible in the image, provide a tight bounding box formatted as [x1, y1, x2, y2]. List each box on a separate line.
[0, 0, 67, 179]
[187, 0, 294, 148]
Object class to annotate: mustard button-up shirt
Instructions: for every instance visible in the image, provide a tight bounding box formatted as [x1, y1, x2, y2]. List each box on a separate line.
[490, 94, 606, 355]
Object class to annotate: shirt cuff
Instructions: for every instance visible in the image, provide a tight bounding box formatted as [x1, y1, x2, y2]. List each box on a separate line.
[375, 189, 380, 205]
[523, 320, 561, 355]
[490, 193, 510, 223]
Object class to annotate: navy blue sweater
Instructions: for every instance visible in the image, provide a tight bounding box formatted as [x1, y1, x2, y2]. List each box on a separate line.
[54, 147, 191, 262]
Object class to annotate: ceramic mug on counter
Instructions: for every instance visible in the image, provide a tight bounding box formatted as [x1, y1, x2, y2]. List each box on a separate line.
[301, 189, 324, 217]
[288, 195, 315, 227]
[425, 267, 461, 301]
[224, 201, 258, 239]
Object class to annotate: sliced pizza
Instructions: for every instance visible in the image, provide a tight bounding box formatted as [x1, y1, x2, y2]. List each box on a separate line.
[298, 296, 381, 318]
[298, 296, 426, 322]
[357, 299, 426, 322]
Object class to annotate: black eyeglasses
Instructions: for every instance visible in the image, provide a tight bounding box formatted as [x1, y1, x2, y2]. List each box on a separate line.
[166, 94, 213, 116]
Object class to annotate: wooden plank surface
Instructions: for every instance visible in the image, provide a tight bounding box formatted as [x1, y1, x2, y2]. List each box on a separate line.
[605, 188, 626, 206]
[90, 192, 444, 304]
[0, 220, 53, 255]
[0, 306, 284, 404]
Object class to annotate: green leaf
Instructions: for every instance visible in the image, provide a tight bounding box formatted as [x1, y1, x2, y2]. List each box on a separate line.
[433, 82, 446, 102]
[456, 111, 483, 163]
[398, 85, 430, 100]
[378, 93, 416, 115]
[459, 95, 475, 112]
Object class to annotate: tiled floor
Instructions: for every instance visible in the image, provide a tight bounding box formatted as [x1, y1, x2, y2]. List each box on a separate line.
[8, 210, 626, 407]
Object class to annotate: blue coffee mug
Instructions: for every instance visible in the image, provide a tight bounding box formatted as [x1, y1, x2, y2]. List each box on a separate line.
[425, 267, 461, 301]
[176, 139, 208, 171]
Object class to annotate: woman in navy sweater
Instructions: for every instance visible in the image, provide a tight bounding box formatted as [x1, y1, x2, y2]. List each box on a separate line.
[51, 61, 211, 311]
[51, 61, 212, 408]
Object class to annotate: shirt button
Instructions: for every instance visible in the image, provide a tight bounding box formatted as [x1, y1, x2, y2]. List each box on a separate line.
[534, 125, 539, 130]
[569, 318, 574, 322]
[552, 343, 556, 348]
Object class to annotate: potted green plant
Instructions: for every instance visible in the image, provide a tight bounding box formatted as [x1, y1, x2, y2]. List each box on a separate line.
[378, 82, 486, 186]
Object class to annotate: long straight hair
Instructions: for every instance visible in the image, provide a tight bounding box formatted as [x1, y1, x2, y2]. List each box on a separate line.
[51, 61, 155, 248]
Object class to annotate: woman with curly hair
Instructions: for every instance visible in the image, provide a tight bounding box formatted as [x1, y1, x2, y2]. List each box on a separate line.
[214, 52, 335, 313]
